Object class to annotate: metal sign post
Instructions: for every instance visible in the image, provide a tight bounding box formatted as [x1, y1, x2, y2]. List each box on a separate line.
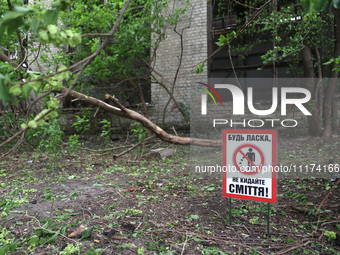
[267, 202, 270, 236]
[229, 198, 232, 226]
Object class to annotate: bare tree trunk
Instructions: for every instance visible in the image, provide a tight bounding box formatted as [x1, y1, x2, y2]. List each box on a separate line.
[128, 79, 152, 136]
[301, 46, 322, 136]
[323, 8, 340, 137]
[314, 47, 324, 119]
[332, 93, 338, 130]
[128, 79, 150, 119]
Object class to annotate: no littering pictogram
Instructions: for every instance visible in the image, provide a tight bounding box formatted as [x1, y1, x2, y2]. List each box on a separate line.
[233, 144, 265, 175]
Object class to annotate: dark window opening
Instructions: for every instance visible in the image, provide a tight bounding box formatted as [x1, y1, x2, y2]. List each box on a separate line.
[208, 0, 301, 84]
[208, 1, 305, 101]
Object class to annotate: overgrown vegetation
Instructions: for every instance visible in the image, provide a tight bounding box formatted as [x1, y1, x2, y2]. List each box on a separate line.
[0, 137, 339, 254]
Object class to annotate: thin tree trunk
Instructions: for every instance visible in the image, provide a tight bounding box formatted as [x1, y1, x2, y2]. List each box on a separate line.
[301, 46, 322, 136]
[128, 79, 152, 136]
[323, 8, 340, 137]
[128, 79, 150, 119]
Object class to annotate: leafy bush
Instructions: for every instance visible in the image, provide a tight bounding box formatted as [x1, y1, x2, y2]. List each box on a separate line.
[25, 118, 64, 154]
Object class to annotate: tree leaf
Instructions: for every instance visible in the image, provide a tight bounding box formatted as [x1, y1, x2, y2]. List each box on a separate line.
[44, 10, 60, 25]
[14, 6, 35, 14]
[30, 18, 41, 33]
[303, 0, 332, 13]
[81, 227, 92, 239]
[216, 34, 227, 47]
[28, 120, 38, 129]
[195, 62, 205, 74]
[7, 17, 24, 35]
[9, 243, 17, 252]
[0, 244, 10, 255]
[318, 0, 332, 11]
[334, 0, 340, 8]
[9, 85, 22, 96]
[1, 11, 26, 25]
[27, 235, 39, 245]
[51, 1, 62, 8]
[0, 77, 12, 102]
[0, 25, 5, 40]
[22, 84, 33, 100]
[227, 31, 237, 41]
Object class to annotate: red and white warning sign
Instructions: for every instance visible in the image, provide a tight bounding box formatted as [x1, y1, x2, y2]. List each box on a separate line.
[223, 130, 277, 203]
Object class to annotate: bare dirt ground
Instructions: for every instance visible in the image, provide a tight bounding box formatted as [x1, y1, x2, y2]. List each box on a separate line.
[0, 134, 340, 255]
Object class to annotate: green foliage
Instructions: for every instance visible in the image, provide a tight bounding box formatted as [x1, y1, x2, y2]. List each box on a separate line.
[60, 0, 189, 82]
[0, 0, 190, 141]
[0, 2, 76, 132]
[39, 25, 81, 47]
[324, 231, 337, 242]
[70, 189, 78, 200]
[130, 122, 147, 141]
[195, 62, 205, 74]
[51, 0, 72, 12]
[60, 244, 79, 255]
[0, 2, 80, 47]
[124, 208, 143, 216]
[222, 1, 333, 76]
[43, 187, 56, 202]
[100, 119, 113, 141]
[67, 134, 81, 152]
[85, 247, 103, 255]
[81, 227, 92, 239]
[25, 118, 64, 154]
[0, 75, 13, 102]
[0, 112, 16, 139]
[0, 0, 192, 149]
[215, 31, 237, 47]
[202, 246, 230, 255]
[0, 226, 17, 255]
[72, 108, 93, 134]
[324, 56, 340, 73]
[137, 247, 145, 255]
[186, 214, 200, 220]
[0, 188, 32, 221]
[302, 0, 340, 14]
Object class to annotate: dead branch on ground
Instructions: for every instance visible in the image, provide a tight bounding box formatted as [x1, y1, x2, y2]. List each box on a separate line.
[316, 178, 340, 215]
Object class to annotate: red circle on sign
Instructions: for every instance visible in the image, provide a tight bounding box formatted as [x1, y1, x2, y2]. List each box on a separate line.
[233, 144, 265, 175]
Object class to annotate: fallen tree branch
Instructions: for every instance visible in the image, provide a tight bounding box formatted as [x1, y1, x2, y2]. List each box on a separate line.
[316, 178, 340, 215]
[276, 240, 310, 255]
[113, 135, 156, 159]
[59, 87, 219, 146]
[102, 93, 219, 146]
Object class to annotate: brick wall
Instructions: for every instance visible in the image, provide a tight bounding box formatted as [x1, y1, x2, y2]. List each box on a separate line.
[27, 0, 63, 74]
[151, 0, 208, 127]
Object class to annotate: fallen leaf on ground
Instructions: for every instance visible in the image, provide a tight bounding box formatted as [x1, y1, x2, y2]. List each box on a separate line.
[123, 188, 136, 192]
[68, 224, 85, 238]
